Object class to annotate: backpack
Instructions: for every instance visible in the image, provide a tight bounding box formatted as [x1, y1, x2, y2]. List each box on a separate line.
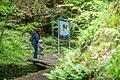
[30, 32, 36, 42]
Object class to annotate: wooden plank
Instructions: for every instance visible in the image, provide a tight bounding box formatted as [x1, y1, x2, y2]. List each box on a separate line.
[26, 54, 62, 67]
[27, 59, 49, 66]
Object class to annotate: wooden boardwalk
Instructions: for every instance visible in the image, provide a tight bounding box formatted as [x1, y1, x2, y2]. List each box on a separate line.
[17, 54, 62, 80]
[27, 54, 61, 66]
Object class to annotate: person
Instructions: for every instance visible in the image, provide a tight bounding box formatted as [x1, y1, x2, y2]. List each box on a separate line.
[30, 28, 43, 59]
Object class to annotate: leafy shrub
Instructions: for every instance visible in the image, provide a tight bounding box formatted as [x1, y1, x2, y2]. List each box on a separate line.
[1, 30, 32, 64]
[76, 18, 101, 49]
[44, 27, 120, 79]
[103, 1, 120, 28]
[0, 0, 15, 16]
[16, 22, 39, 32]
[44, 0, 120, 80]
[44, 49, 89, 80]
[0, 5, 13, 16]
[42, 36, 70, 54]
[43, 36, 56, 45]
[106, 45, 120, 79]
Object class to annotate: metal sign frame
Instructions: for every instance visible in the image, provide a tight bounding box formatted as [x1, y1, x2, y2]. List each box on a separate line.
[58, 18, 70, 53]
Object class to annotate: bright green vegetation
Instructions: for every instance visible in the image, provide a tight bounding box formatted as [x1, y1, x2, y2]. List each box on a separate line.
[44, 0, 120, 80]
[1, 30, 31, 64]
[0, 0, 120, 80]
[0, 29, 41, 79]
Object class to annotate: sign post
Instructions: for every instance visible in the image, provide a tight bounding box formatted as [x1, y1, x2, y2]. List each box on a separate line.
[58, 18, 70, 53]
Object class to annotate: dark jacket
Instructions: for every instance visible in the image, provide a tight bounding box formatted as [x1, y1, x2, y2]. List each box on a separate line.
[30, 32, 41, 46]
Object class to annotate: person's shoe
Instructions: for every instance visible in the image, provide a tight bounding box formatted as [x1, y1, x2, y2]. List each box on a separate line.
[33, 58, 38, 61]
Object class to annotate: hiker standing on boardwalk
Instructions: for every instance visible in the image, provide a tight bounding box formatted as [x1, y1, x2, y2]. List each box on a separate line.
[30, 28, 43, 59]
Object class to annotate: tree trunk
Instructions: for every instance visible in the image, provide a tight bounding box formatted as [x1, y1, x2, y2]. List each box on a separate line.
[0, 28, 5, 53]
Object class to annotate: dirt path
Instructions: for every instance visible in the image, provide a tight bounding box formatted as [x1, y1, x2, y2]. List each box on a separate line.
[17, 69, 49, 80]
[16, 54, 62, 80]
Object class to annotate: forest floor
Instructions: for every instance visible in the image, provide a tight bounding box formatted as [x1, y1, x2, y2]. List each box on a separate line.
[17, 69, 49, 80]
[16, 54, 62, 80]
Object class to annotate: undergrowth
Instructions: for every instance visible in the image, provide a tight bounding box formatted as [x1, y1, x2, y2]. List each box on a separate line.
[44, 0, 120, 80]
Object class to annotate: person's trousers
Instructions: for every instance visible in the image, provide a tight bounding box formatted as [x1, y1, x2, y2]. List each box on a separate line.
[33, 44, 38, 59]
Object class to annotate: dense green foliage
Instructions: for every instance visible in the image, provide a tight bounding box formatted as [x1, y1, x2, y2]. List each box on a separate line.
[1, 30, 31, 64]
[0, 0, 65, 79]
[44, 0, 120, 80]
[0, 0, 120, 79]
